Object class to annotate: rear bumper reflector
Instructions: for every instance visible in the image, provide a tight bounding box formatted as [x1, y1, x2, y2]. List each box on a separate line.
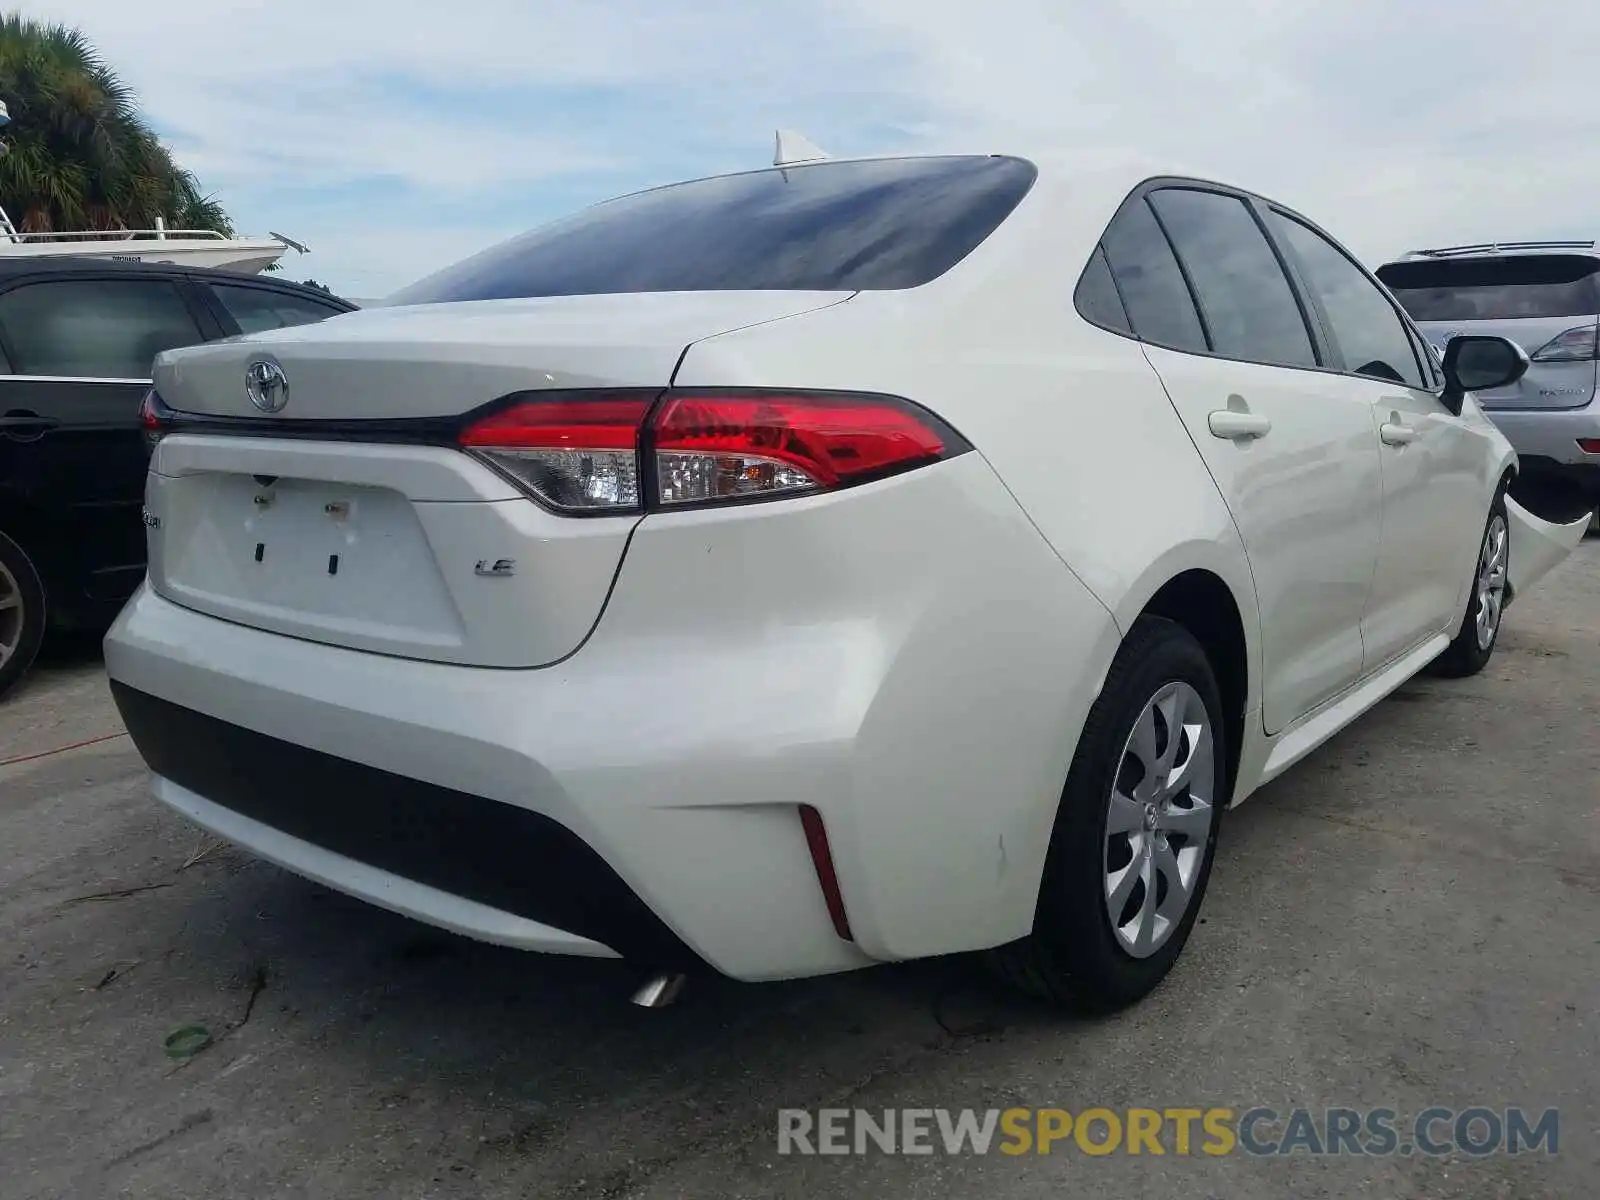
[798, 804, 854, 942]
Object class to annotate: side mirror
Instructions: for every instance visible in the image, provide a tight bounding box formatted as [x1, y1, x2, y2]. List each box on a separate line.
[1441, 334, 1528, 414]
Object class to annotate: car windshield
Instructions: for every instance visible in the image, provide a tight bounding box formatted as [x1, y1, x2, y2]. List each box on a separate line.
[387, 156, 1038, 305]
[1376, 254, 1600, 321]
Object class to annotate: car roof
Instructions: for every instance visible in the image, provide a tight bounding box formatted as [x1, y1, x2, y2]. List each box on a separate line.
[1380, 240, 1600, 267]
[0, 255, 353, 300]
[563, 148, 1244, 226]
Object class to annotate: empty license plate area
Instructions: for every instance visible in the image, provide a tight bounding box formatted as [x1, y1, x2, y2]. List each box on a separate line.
[153, 471, 465, 646]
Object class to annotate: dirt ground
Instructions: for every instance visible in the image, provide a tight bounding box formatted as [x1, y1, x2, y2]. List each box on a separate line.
[2, 547, 1596, 1199]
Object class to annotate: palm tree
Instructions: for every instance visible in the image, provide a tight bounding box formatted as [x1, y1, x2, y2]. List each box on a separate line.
[0, 13, 233, 235]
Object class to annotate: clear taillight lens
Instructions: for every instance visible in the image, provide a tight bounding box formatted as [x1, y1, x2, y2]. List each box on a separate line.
[456, 389, 970, 514]
[1530, 325, 1599, 362]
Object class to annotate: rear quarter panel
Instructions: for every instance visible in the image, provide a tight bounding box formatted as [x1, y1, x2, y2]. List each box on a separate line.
[669, 170, 1265, 953]
[674, 170, 1262, 715]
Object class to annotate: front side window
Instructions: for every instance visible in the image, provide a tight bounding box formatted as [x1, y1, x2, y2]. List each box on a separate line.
[0, 279, 204, 378]
[1406, 323, 1444, 388]
[388, 155, 1038, 304]
[210, 284, 345, 334]
[1148, 188, 1318, 369]
[1099, 197, 1207, 352]
[1269, 212, 1426, 389]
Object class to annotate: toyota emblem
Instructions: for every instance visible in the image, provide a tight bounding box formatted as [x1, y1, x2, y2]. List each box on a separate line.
[245, 359, 289, 413]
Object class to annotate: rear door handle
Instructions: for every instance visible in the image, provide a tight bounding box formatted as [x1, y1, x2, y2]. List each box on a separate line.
[1380, 420, 1417, 446]
[1207, 410, 1272, 440]
[0, 412, 60, 440]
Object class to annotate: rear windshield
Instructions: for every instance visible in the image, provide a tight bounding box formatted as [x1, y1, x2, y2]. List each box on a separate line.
[387, 156, 1038, 305]
[1376, 255, 1600, 321]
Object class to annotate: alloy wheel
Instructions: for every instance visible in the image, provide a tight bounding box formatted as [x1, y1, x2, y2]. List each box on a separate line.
[0, 558, 23, 670]
[1102, 680, 1218, 959]
[1475, 513, 1508, 651]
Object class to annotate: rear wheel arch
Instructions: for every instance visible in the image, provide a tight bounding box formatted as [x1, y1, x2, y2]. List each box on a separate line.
[0, 492, 54, 580]
[1136, 569, 1250, 803]
[0, 518, 48, 697]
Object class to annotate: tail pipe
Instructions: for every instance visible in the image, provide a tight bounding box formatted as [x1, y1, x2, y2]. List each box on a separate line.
[630, 972, 687, 1009]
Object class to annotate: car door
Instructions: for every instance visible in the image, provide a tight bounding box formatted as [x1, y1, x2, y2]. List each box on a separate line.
[1264, 209, 1485, 669]
[1099, 183, 1385, 735]
[0, 274, 213, 610]
[195, 279, 352, 335]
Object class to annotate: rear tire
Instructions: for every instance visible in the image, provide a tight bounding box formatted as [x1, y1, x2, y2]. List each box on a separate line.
[1432, 482, 1509, 679]
[0, 527, 46, 701]
[989, 616, 1226, 1012]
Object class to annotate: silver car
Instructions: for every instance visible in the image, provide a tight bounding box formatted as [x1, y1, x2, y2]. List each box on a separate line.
[1376, 241, 1600, 529]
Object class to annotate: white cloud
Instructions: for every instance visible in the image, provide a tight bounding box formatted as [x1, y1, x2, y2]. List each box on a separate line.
[840, 0, 1600, 261]
[18, 0, 1600, 291]
[24, 0, 919, 292]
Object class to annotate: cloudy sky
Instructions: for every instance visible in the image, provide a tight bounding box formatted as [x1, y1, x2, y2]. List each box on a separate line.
[28, 0, 1595, 298]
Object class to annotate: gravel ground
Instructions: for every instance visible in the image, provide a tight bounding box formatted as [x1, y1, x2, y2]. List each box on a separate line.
[2, 547, 1596, 1199]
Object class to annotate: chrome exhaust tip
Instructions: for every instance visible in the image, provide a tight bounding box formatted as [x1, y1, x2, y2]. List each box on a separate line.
[630, 972, 687, 1009]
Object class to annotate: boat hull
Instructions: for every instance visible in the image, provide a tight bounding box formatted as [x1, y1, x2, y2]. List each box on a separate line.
[0, 237, 287, 274]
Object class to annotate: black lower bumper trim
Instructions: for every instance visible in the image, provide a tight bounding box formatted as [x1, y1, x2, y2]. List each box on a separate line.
[110, 681, 705, 969]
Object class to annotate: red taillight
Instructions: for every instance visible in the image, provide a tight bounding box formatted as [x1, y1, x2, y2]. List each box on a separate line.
[652, 392, 952, 506]
[458, 391, 654, 514]
[1578, 438, 1600, 454]
[456, 388, 967, 515]
[458, 394, 653, 450]
[798, 804, 853, 942]
[138, 389, 172, 451]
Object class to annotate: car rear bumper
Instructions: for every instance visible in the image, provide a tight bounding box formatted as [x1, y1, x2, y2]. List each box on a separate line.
[114, 681, 668, 962]
[1482, 402, 1600, 476]
[1504, 497, 1593, 601]
[105, 455, 1120, 981]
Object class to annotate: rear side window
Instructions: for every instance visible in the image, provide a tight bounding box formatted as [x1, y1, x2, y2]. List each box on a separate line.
[1100, 197, 1207, 352]
[1376, 255, 1600, 321]
[0, 279, 204, 379]
[387, 156, 1038, 304]
[1149, 188, 1318, 369]
[1073, 247, 1132, 335]
[210, 283, 346, 334]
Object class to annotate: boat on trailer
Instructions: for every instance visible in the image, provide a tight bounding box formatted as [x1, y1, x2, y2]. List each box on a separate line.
[0, 209, 300, 274]
[0, 99, 302, 275]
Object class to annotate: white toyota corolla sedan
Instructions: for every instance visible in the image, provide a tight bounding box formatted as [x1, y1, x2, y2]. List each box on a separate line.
[106, 152, 1589, 1011]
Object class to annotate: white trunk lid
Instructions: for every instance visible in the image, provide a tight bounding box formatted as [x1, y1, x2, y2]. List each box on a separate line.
[153, 292, 848, 419]
[143, 291, 849, 666]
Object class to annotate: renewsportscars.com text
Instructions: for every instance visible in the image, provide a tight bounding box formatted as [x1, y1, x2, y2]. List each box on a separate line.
[776, 1106, 1559, 1157]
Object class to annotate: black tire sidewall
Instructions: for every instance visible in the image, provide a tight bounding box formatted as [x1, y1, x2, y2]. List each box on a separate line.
[0, 527, 46, 699]
[1441, 483, 1510, 676]
[1034, 617, 1227, 1008]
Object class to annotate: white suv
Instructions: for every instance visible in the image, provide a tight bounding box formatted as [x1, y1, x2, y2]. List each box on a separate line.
[105, 154, 1585, 1010]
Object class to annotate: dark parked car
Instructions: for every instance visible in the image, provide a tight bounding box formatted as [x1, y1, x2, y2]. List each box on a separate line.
[0, 259, 355, 697]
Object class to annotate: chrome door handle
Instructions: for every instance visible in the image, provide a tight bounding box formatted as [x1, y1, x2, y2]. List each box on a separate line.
[1380, 421, 1417, 446]
[1207, 410, 1272, 440]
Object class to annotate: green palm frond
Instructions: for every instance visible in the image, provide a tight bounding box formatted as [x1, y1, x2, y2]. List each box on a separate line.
[0, 11, 236, 236]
